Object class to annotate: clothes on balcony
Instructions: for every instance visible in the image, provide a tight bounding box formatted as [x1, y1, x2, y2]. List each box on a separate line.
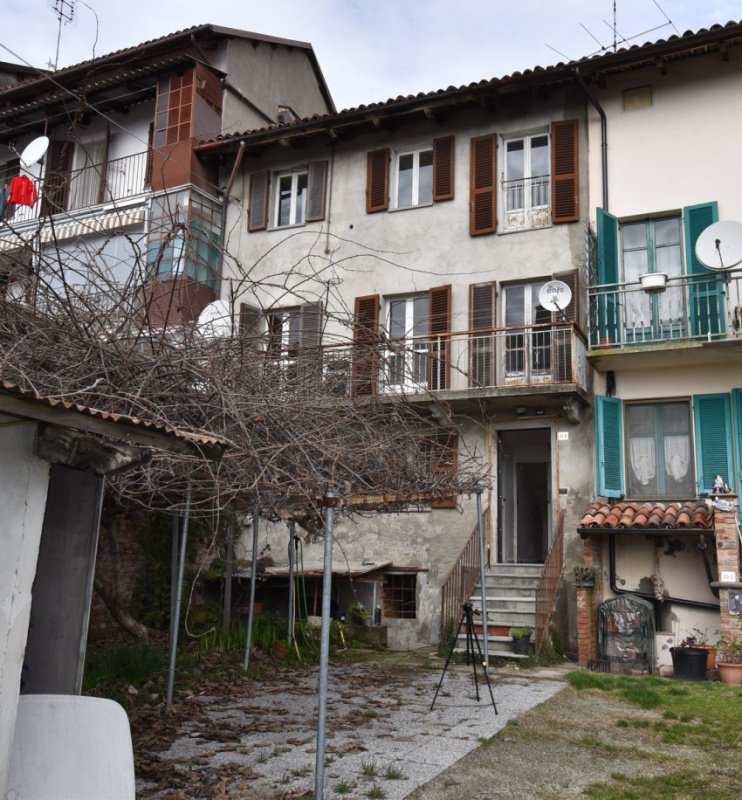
[7, 175, 38, 207]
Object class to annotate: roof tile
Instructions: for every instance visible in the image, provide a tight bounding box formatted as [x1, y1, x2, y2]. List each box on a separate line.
[579, 500, 713, 530]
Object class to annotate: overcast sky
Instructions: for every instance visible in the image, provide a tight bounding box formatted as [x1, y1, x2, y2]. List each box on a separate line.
[2, 1, 741, 110]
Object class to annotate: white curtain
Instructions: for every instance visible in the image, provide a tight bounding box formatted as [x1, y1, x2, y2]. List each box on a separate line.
[629, 436, 656, 485]
[664, 435, 690, 481]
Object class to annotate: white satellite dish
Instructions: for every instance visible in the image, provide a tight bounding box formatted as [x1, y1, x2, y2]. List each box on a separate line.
[196, 300, 233, 339]
[538, 280, 572, 313]
[695, 220, 742, 270]
[19, 136, 50, 169]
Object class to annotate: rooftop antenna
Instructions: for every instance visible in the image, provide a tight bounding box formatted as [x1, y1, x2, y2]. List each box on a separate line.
[49, 0, 75, 71]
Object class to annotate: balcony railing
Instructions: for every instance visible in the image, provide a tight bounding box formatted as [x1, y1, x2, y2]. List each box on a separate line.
[502, 174, 551, 231]
[588, 269, 742, 349]
[268, 322, 589, 398]
[6, 151, 149, 225]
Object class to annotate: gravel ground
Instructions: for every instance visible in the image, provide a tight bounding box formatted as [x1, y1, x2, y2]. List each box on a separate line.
[133, 656, 568, 799]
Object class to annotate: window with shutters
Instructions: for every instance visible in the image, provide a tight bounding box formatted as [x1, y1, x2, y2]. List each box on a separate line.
[275, 168, 308, 226]
[502, 132, 550, 231]
[503, 281, 552, 383]
[625, 401, 693, 497]
[394, 148, 433, 208]
[265, 303, 324, 390]
[248, 162, 327, 231]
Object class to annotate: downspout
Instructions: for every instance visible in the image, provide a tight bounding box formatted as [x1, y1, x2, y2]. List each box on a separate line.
[218, 139, 245, 307]
[324, 141, 336, 255]
[574, 68, 608, 212]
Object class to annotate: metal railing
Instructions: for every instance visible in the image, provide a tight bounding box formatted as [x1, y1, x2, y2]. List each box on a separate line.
[439, 509, 488, 643]
[502, 174, 551, 231]
[588, 269, 742, 349]
[534, 508, 565, 654]
[316, 322, 588, 398]
[7, 151, 149, 224]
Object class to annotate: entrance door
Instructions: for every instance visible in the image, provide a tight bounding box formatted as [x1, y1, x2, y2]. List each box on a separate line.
[497, 428, 551, 564]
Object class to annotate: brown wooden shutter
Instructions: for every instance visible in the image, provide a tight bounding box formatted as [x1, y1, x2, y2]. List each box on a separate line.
[248, 170, 269, 231]
[433, 136, 455, 202]
[300, 301, 324, 391]
[144, 123, 155, 188]
[366, 149, 389, 213]
[352, 294, 380, 395]
[431, 431, 458, 509]
[300, 301, 324, 348]
[306, 161, 328, 222]
[469, 134, 497, 235]
[239, 303, 260, 335]
[428, 284, 451, 390]
[41, 140, 72, 216]
[551, 268, 579, 383]
[469, 282, 496, 388]
[551, 120, 579, 224]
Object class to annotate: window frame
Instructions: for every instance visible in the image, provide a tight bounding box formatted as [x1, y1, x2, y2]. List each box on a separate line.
[502, 279, 552, 382]
[392, 146, 434, 209]
[501, 130, 551, 231]
[385, 293, 429, 390]
[274, 167, 309, 228]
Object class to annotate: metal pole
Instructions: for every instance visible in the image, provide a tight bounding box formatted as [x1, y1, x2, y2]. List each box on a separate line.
[314, 492, 336, 800]
[243, 504, 260, 671]
[287, 522, 296, 645]
[222, 516, 234, 636]
[170, 514, 179, 636]
[476, 487, 490, 672]
[167, 481, 191, 706]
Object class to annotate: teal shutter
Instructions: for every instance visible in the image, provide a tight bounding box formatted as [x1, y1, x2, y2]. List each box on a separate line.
[693, 393, 733, 494]
[596, 208, 619, 345]
[684, 202, 723, 337]
[732, 389, 742, 495]
[595, 395, 624, 498]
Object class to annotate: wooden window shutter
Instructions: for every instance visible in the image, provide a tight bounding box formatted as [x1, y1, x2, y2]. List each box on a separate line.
[469, 134, 497, 235]
[366, 149, 389, 213]
[732, 389, 742, 492]
[693, 393, 733, 494]
[352, 294, 380, 395]
[428, 284, 451, 390]
[684, 201, 723, 337]
[306, 161, 328, 222]
[469, 282, 496, 388]
[144, 123, 155, 188]
[596, 208, 619, 344]
[551, 269, 579, 383]
[239, 303, 260, 336]
[432, 136, 455, 202]
[551, 120, 579, 224]
[41, 139, 72, 216]
[248, 170, 269, 231]
[595, 396, 624, 498]
[299, 301, 324, 391]
[431, 431, 458, 509]
[300, 301, 324, 348]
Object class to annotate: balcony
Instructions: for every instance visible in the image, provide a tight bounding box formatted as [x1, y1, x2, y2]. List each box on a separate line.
[270, 323, 590, 409]
[588, 269, 742, 370]
[4, 151, 149, 226]
[502, 175, 551, 232]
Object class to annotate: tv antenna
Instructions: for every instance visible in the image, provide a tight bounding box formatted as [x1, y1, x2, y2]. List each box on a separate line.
[49, 0, 75, 71]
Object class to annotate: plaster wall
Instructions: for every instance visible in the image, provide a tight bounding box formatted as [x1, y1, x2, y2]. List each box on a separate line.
[222, 39, 332, 133]
[593, 364, 742, 400]
[587, 49, 742, 222]
[0, 418, 49, 795]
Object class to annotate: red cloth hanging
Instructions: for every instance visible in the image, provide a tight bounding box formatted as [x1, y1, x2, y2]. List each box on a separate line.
[8, 175, 38, 207]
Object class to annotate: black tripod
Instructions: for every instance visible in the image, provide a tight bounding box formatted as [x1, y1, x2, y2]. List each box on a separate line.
[431, 603, 497, 712]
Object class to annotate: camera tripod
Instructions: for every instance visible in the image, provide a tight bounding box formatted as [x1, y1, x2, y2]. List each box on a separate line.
[431, 603, 498, 712]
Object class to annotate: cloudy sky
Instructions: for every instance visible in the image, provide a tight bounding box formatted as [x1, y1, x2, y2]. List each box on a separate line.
[2, 1, 741, 110]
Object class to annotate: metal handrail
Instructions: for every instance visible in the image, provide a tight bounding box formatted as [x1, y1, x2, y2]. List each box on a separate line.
[534, 508, 565, 654]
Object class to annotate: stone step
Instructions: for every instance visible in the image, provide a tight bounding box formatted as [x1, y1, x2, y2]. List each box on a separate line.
[470, 596, 535, 613]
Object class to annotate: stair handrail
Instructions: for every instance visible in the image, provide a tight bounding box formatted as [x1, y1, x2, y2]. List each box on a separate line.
[439, 508, 488, 643]
[534, 508, 565, 654]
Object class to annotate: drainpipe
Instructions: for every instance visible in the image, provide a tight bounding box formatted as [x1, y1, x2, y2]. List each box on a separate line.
[574, 68, 608, 212]
[217, 139, 245, 311]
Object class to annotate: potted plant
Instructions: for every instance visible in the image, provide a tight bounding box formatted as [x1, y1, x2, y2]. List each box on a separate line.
[685, 628, 716, 671]
[716, 617, 742, 685]
[670, 635, 708, 681]
[349, 601, 371, 626]
[573, 563, 598, 587]
[509, 626, 532, 655]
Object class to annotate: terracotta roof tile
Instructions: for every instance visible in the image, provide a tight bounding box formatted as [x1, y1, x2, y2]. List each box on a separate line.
[579, 500, 713, 531]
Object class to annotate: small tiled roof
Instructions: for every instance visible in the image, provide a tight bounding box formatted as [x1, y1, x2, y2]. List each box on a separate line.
[0, 380, 229, 453]
[579, 501, 713, 531]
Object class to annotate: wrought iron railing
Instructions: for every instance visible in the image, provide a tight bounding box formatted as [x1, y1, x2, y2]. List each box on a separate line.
[439, 508, 488, 643]
[6, 151, 149, 224]
[534, 508, 565, 654]
[502, 174, 551, 231]
[588, 269, 742, 349]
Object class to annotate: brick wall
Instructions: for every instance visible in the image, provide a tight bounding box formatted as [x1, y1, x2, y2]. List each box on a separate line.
[576, 536, 601, 665]
[715, 506, 741, 645]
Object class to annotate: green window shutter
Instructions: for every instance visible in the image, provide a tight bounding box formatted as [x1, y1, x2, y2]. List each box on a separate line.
[684, 202, 723, 336]
[595, 396, 624, 498]
[693, 393, 733, 494]
[596, 208, 619, 344]
[733, 389, 742, 495]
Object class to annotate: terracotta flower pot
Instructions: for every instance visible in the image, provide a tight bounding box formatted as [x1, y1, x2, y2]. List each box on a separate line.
[717, 661, 742, 685]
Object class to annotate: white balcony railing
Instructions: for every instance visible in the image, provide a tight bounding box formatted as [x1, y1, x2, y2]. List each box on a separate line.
[588, 269, 742, 349]
[6, 151, 149, 225]
[502, 174, 551, 231]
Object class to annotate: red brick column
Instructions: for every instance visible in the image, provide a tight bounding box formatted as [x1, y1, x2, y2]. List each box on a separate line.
[576, 537, 601, 665]
[715, 507, 741, 644]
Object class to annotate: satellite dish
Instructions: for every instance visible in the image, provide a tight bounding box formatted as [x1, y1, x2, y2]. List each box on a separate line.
[196, 300, 233, 338]
[695, 220, 742, 270]
[538, 280, 572, 313]
[19, 136, 50, 169]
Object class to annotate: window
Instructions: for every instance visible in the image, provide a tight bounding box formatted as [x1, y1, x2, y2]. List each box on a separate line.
[387, 294, 429, 389]
[265, 302, 324, 390]
[68, 140, 107, 210]
[267, 307, 302, 358]
[622, 217, 685, 340]
[381, 573, 417, 619]
[395, 148, 433, 208]
[626, 402, 693, 497]
[275, 169, 308, 227]
[503, 133, 550, 230]
[503, 281, 552, 381]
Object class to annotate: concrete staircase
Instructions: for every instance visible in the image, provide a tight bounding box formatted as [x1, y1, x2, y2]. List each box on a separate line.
[455, 563, 541, 660]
